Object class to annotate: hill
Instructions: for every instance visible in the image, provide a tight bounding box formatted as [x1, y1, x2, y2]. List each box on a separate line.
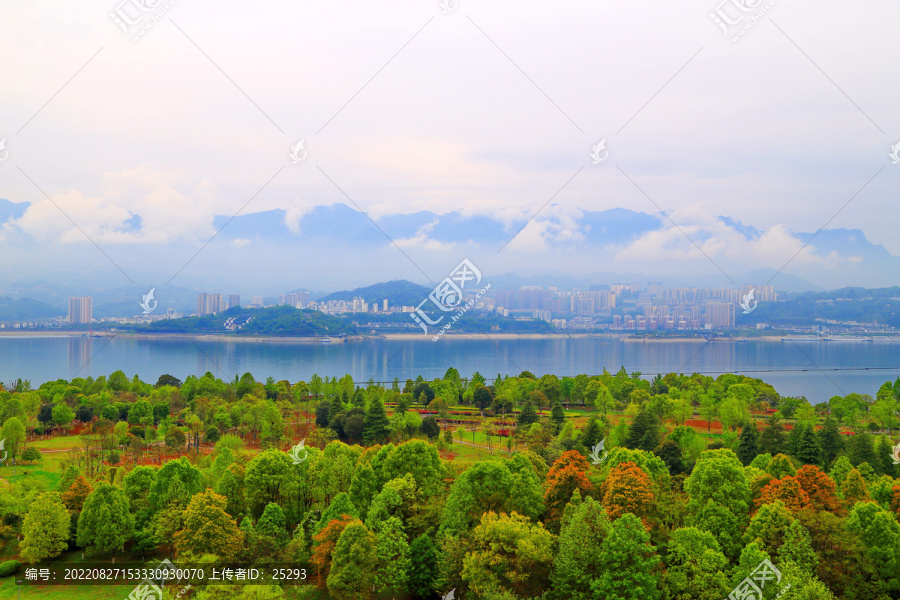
[319, 279, 432, 307]
[138, 305, 359, 336]
[0, 296, 65, 321]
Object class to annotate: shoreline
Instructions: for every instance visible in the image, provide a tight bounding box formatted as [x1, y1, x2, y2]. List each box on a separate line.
[0, 331, 850, 344]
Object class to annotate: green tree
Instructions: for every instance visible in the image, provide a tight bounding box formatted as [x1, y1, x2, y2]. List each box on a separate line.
[461, 511, 554, 599]
[408, 533, 439, 600]
[127, 399, 153, 425]
[685, 449, 751, 518]
[592, 512, 660, 600]
[363, 398, 390, 445]
[315, 492, 359, 535]
[550, 495, 610, 600]
[374, 516, 410, 596]
[349, 463, 379, 522]
[662, 527, 731, 600]
[550, 401, 565, 434]
[256, 502, 288, 548]
[818, 417, 844, 466]
[76, 482, 134, 553]
[174, 489, 244, 559]
[734, 422, 760, 466]
[148, 457, 203, 510]
[797, 424, 823, 466]
[20, 492, 70, 563]
[758, 414, 786, 456]
[51, 403, 75, 431]
[243, 450, 297, 518]
[327, 520, 377, 600]
[624, 409, 660, 452]
[1, 416, 26, 463]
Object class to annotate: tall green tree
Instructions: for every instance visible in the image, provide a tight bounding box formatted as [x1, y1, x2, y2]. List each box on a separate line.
[662, 527, 731, 600]
[77, 482, 135, 553]
[592, 513, 661, 600]
[327, 520, 377, 600]
[21, 492, 71, 563]
[797, 424, 823, 466]
[374, 516, 410, 596]
[818, 417, 844, 466]
[408, 533, 439, 600]
[550, 495, 610, 600]
[1, 417, 26, 462]
[734, 422, 760, 466]
[174, 489, 244, 559]
[363, 398, 390, 447]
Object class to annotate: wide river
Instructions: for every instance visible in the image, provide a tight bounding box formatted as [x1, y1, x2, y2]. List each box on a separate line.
[2, 334, 899, 402]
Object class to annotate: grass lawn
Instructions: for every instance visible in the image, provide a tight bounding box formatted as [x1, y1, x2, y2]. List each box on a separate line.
[25, 434, 81, 451]
[0, 579, 136, 599]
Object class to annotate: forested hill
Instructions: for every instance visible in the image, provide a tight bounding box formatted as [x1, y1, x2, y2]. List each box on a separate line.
[138, 305, 359, 336]
[318, 280, 432, 307]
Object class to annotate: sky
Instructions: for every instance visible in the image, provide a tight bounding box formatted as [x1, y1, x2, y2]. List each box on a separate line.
[0, 0, 898, 299]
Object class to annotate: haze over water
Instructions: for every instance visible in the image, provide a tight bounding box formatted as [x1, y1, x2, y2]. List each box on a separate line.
[3, 335, 899, 403]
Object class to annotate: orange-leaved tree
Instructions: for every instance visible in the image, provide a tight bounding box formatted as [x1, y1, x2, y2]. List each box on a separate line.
[601, 460, 655, 522]
[311, 513, 355, 588]
[757, 476, 812, 514]
[795, 465, 841, 513]
[544, 451, 593, 523]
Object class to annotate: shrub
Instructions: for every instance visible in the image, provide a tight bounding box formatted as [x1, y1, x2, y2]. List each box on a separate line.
[0, 560, 21, 577]
[21, 447, 42, 462]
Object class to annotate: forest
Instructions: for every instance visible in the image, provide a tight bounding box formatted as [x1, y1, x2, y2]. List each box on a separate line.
[0, 368, 899, 599]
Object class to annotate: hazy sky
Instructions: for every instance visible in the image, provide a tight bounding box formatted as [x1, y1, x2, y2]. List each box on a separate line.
[1, 0, 898, 296]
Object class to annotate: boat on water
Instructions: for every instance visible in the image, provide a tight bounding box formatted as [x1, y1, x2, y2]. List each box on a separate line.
[319, 336, 332, 343]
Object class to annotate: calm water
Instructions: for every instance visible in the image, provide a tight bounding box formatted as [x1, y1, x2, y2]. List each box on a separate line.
[1, 335, 899, 403]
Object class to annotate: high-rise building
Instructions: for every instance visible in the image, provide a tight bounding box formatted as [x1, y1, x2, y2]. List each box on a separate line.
[279, 291, 310, 308]
[251, 296, 264, 307]
[68, 297, 92, 325]
[197, 293, 225, 316]
[227, 294, 240, 309]
[705, 302, 735, 329]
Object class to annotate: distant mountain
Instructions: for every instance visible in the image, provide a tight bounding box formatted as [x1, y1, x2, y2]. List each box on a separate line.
[319, 280, 432, 307]
[0, 296, 65, 321]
